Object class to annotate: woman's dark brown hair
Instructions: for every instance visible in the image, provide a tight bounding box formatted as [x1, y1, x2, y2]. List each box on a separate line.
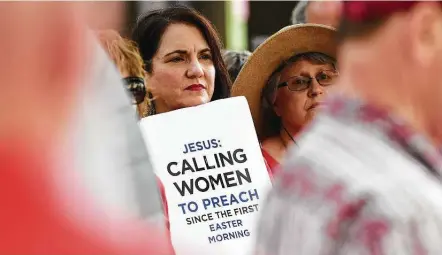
[132, 5, 231, 102]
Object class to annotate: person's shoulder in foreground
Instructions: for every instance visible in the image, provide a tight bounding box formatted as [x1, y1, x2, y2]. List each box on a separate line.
[255, 94, 442, 255]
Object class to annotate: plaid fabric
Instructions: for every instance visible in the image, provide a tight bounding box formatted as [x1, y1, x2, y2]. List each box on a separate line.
[256, 94, 442, 255]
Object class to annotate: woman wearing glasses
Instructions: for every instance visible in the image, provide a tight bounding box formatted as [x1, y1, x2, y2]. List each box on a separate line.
[96, 30, 150, 118]
[232, 24, 338, 174]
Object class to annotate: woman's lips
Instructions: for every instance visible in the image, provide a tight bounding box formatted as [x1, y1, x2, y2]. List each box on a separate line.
[308, 102, 325, 110]
[185, 84, 205, 91]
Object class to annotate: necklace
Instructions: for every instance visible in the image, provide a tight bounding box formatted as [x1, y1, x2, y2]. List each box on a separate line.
[282, 125, 298, 148]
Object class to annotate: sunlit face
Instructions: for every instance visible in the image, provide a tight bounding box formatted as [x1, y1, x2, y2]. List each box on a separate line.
[147, 23, 216, 113]
[273, 59, 336, 131]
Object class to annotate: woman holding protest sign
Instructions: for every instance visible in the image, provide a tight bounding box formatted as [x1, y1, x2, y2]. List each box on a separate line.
[132, 6, 231, 116]
[232, 24, 339, 174]
[132, 6, 231, 238]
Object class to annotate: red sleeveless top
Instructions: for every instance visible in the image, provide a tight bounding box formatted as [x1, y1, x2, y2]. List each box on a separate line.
[261, 148, 280, 177]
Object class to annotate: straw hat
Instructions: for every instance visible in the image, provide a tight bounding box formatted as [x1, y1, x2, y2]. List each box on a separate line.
[231, 23, 337, 140]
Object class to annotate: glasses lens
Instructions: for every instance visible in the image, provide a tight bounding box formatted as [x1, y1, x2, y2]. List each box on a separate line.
[123, 77, 146, 104]
[288, 76, 310, 91]
[317, 70, 338, 86]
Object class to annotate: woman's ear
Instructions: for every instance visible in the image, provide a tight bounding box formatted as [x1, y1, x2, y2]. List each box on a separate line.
[144, 71, 156, 94]
[273, 98, 282, 117]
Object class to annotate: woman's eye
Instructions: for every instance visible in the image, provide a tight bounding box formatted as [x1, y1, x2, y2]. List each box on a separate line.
[200, 54, 212, 60]
[318, 74, 329, 80]
[170, 57, 184, 63]
[318, 72, 334, 82]
[294, 78, 308, 85]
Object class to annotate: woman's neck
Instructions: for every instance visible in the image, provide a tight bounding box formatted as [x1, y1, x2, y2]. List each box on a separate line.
[152, 100, 170, 115]
[261, 126, 300, 163]
[279, 124, 300, 148]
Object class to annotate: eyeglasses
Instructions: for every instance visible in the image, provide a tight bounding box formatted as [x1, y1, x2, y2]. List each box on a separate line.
[123, 77, 146, 105]
[277, 70, 339, 91]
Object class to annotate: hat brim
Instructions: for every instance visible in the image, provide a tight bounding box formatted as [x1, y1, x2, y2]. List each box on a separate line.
[231, 24, 337, 140]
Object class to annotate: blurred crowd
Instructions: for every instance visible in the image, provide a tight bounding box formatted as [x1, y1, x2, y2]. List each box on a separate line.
[3, 1, 442, 254]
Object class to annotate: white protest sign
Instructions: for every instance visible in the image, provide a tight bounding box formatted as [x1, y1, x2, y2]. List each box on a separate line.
[139, 97, 272, 255]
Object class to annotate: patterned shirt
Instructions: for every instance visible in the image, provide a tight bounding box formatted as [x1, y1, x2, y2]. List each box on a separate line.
[256, 94, 442, 255]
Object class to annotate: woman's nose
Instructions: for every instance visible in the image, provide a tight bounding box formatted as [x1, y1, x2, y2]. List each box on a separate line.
[308, 80, 324, 97]
[186, 59, 204, 79]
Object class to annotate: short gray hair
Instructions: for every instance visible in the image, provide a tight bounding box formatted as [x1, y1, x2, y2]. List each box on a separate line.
[260, 52, 336, 138]
[291, 0, 309, 25]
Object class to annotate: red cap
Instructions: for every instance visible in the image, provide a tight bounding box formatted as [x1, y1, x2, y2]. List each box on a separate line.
[342, 1, 429, 22]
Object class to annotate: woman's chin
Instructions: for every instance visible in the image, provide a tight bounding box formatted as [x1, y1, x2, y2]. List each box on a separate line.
[176, 97, 211, 109]
[304, 111, 317, 124]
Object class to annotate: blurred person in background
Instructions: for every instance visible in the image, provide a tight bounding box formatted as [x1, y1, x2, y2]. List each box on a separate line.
[257, 2, 442, 254]
[291, 0, 342, 27]
[0, 2, 171, 254]
[222, 49, 251, 85]
[97, 29, 151, 118]
[132, 5, 231, 116]
[76, 32, 164, 226]
[232, 24, 338, 174]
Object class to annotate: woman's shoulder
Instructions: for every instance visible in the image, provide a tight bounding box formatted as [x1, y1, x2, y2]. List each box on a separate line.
[260, 139, 282, 176]
[261, 137, 284, 162]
